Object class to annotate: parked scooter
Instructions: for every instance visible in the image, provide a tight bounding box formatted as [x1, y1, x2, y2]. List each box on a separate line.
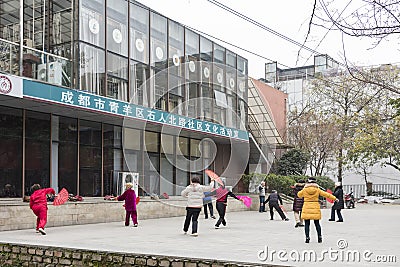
[345, 191, 355, 209]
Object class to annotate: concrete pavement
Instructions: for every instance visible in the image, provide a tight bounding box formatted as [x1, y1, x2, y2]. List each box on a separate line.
[0, 204, 399, 266]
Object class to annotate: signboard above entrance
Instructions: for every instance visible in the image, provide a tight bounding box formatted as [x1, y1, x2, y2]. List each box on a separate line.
[23, 80, 249, 142]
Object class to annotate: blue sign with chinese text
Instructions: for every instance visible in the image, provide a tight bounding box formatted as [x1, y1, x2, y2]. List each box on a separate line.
[23, 80, 249, 141]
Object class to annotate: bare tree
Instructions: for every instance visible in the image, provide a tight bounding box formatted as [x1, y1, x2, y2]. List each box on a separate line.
[303, 0, 400, 93]
[288, 109, 340, 176]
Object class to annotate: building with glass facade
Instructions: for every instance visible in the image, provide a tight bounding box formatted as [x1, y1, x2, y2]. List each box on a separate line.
[0, 0, 251, 198]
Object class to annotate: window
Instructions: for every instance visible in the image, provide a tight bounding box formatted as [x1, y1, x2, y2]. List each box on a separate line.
[80, 0, 105, 48]
[130, 61, 149, 106]
[168, 21, 184, 77]
[130, 3, 149, 64]
[185, 29, 199, 82]
[214, 90, 227, 108]
[106, 0, 128, 56]
[79, 43, 105, 96]
[168, 75, 184, 115]
[107, 52, 128, 101]
[150, 12, 167, 69]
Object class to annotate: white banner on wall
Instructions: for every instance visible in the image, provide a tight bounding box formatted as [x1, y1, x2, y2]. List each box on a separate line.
[0, 73, 23, 98]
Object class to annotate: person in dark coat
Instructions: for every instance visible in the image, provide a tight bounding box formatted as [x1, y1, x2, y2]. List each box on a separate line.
[264, 190, 289, 221]
[291, 180, 305, 227]
[329, 182, 344, 222]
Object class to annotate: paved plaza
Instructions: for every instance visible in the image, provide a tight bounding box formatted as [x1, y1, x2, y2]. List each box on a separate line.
[0, 204, 399, 267]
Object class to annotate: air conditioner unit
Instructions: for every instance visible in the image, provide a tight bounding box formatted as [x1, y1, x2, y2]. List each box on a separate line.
[37, 62, 63, 85]
[23, 39, 34, 48]
[117, 172, 139, 195]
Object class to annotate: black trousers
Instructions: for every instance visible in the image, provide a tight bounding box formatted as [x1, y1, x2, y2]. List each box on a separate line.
[203, 202, 214, 218]
[183, 207, 201, 234]
[269, 202, 286, 220]
[330, 208, 343, 221]
[259, 196, 265, 212]
[304, 219, 322, 238]
[215, 202, 227, 227]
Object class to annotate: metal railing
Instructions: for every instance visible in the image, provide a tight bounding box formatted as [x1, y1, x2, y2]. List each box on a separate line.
[343, 184, 400, 198]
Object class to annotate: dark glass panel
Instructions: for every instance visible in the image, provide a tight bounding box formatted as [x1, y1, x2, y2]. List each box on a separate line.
[25, 111, 50, 194]
[0, 106, 22, 197]
[58, 116, 78, 195]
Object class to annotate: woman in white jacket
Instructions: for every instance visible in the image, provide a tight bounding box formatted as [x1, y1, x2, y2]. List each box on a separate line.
[181, 176, 214, 236]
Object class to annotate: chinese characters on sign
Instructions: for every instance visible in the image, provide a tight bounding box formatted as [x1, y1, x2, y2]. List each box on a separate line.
[24, 80, 248, 141]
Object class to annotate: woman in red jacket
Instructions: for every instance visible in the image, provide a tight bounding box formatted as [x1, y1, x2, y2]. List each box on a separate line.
[29, 184, 55, 235]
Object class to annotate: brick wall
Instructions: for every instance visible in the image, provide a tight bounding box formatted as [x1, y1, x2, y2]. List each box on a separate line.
[0, 243, 282, 267]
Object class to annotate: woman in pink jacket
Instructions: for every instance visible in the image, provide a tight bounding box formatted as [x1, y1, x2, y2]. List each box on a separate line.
[29, 184, 55, 235]
[116, 183, 138, 227]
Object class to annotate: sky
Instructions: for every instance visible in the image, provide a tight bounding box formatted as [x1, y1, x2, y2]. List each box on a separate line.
[136, 0, 400, 79]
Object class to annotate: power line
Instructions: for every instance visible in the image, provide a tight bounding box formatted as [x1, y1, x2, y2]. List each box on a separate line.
[207, 0, 324, 56]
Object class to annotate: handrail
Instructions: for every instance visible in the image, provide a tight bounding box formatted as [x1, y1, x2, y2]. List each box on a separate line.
[0, 37, 71, 61]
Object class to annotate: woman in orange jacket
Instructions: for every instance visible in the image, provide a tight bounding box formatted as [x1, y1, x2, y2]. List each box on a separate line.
[297, 177, 337, 243]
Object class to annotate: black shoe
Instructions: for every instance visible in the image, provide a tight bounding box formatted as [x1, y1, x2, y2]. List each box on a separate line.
[205, 217, 208, 219]
[305, 238, 310, 243]
[318, 236, 322, 243]
[270, 218, 273, 220]
[336, 220, 344, 222]
[211, 215, 216, 219]
[284, 218, 289, 221]
[328, 219, 335, 221]
[295, 223, 299, 228]
[299, 223, 305, 227]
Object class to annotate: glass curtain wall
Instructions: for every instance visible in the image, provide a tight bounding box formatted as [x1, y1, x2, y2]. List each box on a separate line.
[226, 49, 237, 128]
[106, 0, 128, 101]
[79, 0, 105, 95]
[129, 3, 149, 106]
[0, 0, 20, 75]
[0, 0, 73, 84]
[25, 111, 51, 195]
[144, 131, 160, 195]
[213, 43, 226, 125]
[123, 128, 142, 194]
[58, 116, 78, 195]
[168, 20, 184, 115]
[79, 120, 102, 196]
[0, 107, 22, 197]
[103, 124, 123, 196]
[150, 12, 167, 110]
[237, 56, 248, 130]
[185, 29, 199, 118]
[160, 134, 174, 196]
[176, 136, 189, 193]
[200, 36, 213, 121]
[190, 139, 202, 183]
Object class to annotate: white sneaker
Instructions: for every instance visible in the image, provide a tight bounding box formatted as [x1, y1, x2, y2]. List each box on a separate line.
[190, 233, 198, 237]
[38, 228, 46, 235]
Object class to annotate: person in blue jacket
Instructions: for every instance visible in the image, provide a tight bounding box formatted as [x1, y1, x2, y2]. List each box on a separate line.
[203, 191, 216, 219]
